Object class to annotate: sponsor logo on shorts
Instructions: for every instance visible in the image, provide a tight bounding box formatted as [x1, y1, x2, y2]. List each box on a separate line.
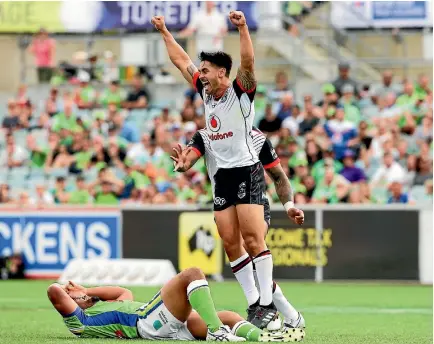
[238, 182, 246, 199]
[214, 197, 226, 206]
[158, 311, 168, 325]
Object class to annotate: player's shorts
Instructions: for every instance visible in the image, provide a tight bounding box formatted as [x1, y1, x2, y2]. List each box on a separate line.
[213, 161, 266, 211]
[214, 196, 270, 226]
[137, 296, 195, 341]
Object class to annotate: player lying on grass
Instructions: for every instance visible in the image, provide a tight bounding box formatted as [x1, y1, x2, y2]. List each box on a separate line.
[47, 267, 305, 342]
[172, 128, 306, 330]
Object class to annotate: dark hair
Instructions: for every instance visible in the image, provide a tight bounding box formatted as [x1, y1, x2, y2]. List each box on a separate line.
[198, 51, 232, 77]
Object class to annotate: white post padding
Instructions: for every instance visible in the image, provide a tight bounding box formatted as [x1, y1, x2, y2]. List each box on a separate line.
[58, 259, 177, 286]
[419, 209, 433, 285]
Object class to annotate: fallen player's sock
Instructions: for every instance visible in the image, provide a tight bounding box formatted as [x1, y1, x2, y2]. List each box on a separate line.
[187, 279, 223, 332]
[232, 320, 262, 341]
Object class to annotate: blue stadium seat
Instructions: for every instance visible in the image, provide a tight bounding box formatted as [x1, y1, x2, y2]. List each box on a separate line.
[49, 167, 69, 178]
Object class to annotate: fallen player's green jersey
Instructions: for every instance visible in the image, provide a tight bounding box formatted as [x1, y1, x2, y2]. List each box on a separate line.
[63, 292, 162, 338]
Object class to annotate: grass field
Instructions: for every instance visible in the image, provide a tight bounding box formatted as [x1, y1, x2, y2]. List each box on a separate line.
[0, 280, 432, 344]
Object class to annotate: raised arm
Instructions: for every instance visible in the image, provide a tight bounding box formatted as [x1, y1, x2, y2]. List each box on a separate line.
[151, 16, 198, 84]
[229, 11, 256, 92]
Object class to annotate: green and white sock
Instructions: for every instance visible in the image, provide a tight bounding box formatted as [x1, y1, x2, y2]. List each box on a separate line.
[232, 320, 263, 342]
[187, 279, 223, 333]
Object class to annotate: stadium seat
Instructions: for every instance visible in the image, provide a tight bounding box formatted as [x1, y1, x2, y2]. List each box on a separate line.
[28, 167, 47, 179]
[49, 167, 69, 178]
[0, 167, 9, 183]
[13, 130, 28, 146]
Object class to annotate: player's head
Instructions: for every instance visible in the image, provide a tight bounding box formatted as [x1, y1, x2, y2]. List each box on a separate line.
[198, 51, 233, 95]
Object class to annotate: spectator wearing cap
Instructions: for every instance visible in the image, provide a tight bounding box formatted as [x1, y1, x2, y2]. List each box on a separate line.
[2, 100, 21, 131]
[0, 134, 28, 168]
[100, 80, 126, 109]
[184, 121, 197, 144]
[74, 71, 97, 110]
[123, 74, 149, 110]
[340, 150, 366, 184]
[29, 28, 56, 84]
[311, 167, 350, 204]
[387, 181, 413, 204]
[258, 104, 282, 135]
[171, 122, 186, 145]
[317, 83, 338, 108]
[339, 84, 361, 125]
[324, 105, 357, 161]
[371, 70, 403, 98]
[332, 62, 358, 98]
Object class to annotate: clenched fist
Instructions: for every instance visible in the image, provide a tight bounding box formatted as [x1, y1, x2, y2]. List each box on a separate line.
[151, 16, 166, 32]
[287, 207, 305, 226]
[229, 11, 246, 27]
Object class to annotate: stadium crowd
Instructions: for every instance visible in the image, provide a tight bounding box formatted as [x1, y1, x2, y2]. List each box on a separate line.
[0, 63, 432, 207]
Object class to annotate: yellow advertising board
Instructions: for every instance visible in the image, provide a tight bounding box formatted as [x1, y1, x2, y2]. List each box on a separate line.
[178, 212, 222, 275]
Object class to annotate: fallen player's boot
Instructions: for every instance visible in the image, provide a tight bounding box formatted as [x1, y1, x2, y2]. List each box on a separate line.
[207, 325, 246, 341]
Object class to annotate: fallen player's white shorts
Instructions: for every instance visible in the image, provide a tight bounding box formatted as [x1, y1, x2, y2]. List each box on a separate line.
[137, 301, 196, 341]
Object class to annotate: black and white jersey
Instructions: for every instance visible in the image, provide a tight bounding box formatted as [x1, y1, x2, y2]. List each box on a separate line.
[188, 127, 280, 197]
[192, 72, 259, 169]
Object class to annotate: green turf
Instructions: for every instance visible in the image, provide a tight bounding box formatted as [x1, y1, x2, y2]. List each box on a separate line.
[0, 280, 432, 344]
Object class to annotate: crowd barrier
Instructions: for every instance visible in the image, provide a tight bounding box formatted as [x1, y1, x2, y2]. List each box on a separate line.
[0, 205, 431, 284]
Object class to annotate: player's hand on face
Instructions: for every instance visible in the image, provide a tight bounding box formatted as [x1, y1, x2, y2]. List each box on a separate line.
[287, 208, 305, 225]
[229, 11, 246, 27]
[151, 16, 166, 31]
[65, 280, 87, 295]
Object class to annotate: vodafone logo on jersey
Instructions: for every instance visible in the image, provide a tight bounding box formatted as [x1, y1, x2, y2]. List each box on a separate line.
[208, 115, 221, 132]
[207, 114, 233, 141]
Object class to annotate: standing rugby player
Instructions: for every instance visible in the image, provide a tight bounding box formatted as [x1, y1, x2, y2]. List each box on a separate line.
[172, 127, 305, 330]
[152, 11, 277, 327]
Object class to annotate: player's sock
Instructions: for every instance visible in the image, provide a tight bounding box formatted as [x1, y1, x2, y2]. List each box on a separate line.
[253, 250, 274, 306]
[272, 281, 299, 323]
[232, 320, 262, 341]
[187, 279, 223, 332]
[230, 253, 260, 306]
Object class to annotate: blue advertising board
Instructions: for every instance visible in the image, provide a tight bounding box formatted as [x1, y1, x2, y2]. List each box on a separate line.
[97, 1, 258, 31]
[0, 211, 121, 277]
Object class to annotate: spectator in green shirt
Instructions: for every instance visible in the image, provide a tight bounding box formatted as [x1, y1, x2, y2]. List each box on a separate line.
[414, 73, 431, 99]
[67, 176, 92, 204]
[396, 82, 418, 107]
[339, 84, 362, 125]
[52, 101, 79, 133]
[312, 168, 351, 204]
[99, 81, 126, 109]
[74, 71, 97, 110]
